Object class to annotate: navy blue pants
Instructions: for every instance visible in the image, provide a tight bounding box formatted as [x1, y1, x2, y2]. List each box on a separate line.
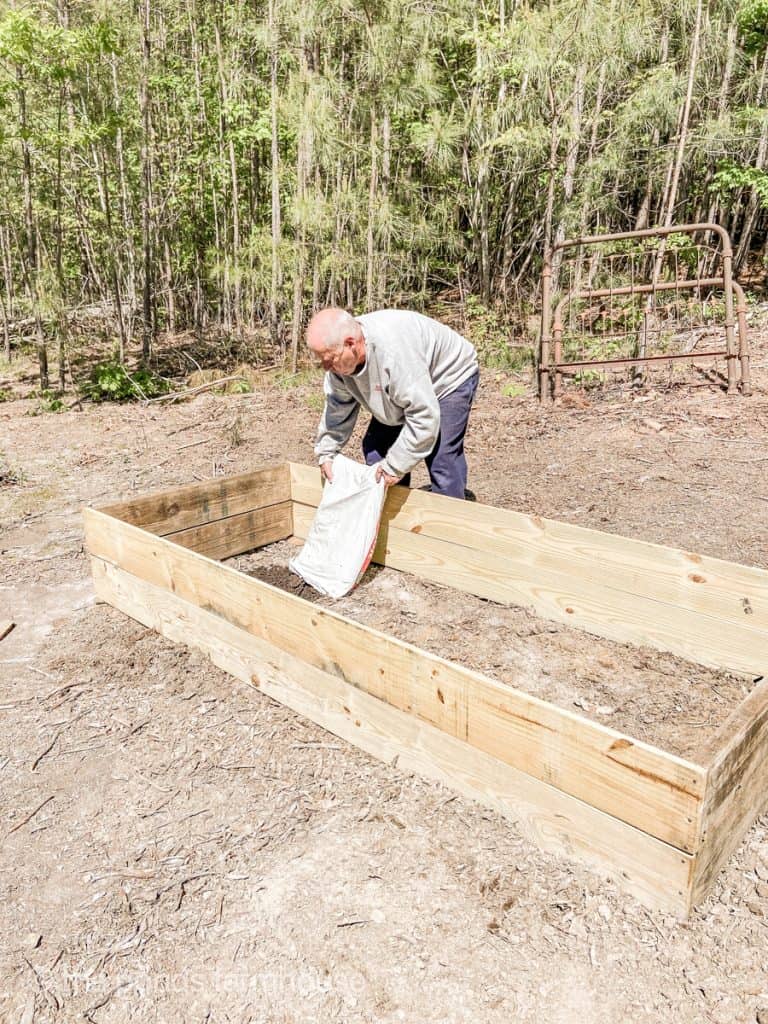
[362, 371, 479, 499]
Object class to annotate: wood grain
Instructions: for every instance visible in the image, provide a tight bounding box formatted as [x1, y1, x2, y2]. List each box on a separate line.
[90, 555, 695, 916]
[292, 500, 768, 676]
[83, 506, 705, 851]
[169, 501, 292, 559]
[689, 678, 768, 908]
[290, 462, 768, 629]
[100, 464, 290, 535]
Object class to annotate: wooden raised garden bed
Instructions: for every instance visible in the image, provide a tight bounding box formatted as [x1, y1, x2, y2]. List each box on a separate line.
[83, 462, 768, 916]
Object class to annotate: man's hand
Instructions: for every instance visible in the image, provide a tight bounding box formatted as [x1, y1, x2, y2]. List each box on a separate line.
[320, 461, 334, 483]
[375, 465, 402, 487]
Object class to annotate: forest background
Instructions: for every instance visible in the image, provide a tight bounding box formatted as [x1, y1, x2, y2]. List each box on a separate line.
[0, 0, 767, 393]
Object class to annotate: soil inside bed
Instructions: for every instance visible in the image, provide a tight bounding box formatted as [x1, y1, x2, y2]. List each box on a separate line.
[229, 537, 756, 763]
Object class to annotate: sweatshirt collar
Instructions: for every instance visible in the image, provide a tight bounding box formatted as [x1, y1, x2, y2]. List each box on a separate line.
[353, 320, 369, 376]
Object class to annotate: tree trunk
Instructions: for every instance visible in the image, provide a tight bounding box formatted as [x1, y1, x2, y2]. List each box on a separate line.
[269, 0, 283, 350]
[140, 0, 155, 360]
[635, 24, 669, 231]
[637, 0, 702, 374]
[366, 107, 378, 309]
[112, 55, 136, 321]
[552, 65, 586, 286]
[735, 44, 768, 271]
[17, 67, 48, 390]
[290, 37, 311, 372]
[214, 21, 242, 331]
[377, 111, 391, 305]
[542, 77, 560, 288]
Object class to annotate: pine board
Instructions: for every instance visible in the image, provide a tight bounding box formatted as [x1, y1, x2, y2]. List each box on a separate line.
[291, 463, 768, 639]
[689, 679, 768, 907]
[83, 507, 705, 852]
[90, 555, 695, 916]
[169, 501, 293, 560]
[100, 464, 291, 535]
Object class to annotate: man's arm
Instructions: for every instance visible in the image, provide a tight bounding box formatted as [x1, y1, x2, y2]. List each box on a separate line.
[377, 372, 441, 480]
[314, 374, 360, 474]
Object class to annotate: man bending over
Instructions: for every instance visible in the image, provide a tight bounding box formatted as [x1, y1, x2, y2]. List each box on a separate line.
[306, 308, 479, 499]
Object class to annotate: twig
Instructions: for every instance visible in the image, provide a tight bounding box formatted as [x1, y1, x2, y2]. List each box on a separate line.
[0, 621, 15, 642]
[23, 955, 59, 1013]
[211, 764, 259, 770]
[181, 350, 203, 373]
[84, 981, 131, 1020]
[8, 795, 55, 835]
[23, 666, 57, 681]
[32, 731, 61, 771]
[0, 697, 36, 710]
[43, 680, 86, 702]
[145, 376, 246, 404]
[176, 437, 212, 451]
[166, 419, 207, 437]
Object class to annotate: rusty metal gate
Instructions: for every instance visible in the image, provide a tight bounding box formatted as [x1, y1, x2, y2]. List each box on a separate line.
[539, 224, 751, 400]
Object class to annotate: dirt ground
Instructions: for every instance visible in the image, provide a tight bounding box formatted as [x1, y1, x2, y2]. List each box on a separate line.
[3, 318, 768, 1023]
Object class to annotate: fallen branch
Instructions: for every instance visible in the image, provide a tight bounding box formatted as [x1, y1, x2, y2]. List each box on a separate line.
[144, 375, 246, 404]
[176, 436, 212, 451]
[7, 795, 55, 835]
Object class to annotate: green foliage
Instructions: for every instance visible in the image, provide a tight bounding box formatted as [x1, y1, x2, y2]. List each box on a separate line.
[573, 370, 604, 390]
[664, 233, 700, 276]
[500, 381, 526, 399]
[711, 161, 768, 208]
[463, 297, 532, 371]
[0, 388, 11, 403]
[738, 0, 768, 54]
[0, 0, 765, 382]
[38, 389, 65, 413]
[80, 360, 171, 403]
[274, 368, 319, 390]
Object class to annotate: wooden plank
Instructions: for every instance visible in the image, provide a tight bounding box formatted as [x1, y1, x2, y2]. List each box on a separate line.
[100, 464, 290, 535]
[90, 555, 695, 915]
[170, 501, 293, 560]
[292, 502, 768, 678]
[83, 506, 706, 851]
[0, 621, 15, 643]
[291, 462, 768, 669]
[689, 678, 768, 907]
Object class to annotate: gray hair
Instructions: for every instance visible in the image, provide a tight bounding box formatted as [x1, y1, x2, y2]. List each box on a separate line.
[306, 308, 358, 351]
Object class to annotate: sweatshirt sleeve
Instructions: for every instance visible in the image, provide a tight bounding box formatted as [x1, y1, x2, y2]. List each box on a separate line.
[314, 372, 360, 464]
[378, 371, 440, 479]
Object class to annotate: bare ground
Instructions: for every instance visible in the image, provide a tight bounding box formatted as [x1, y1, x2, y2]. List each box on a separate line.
[3, 321, 768, 1023]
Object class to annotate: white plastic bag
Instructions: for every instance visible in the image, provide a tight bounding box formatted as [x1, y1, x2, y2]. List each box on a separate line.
[289, 454, 386, 598]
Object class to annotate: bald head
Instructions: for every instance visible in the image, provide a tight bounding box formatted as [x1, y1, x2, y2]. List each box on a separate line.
[306, 307, 366, 375]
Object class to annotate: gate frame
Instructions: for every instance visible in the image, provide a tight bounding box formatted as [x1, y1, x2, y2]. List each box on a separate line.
[540, 223, 751, 400]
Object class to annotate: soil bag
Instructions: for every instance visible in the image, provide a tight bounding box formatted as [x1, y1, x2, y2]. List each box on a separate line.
[289, 454, 386, 598]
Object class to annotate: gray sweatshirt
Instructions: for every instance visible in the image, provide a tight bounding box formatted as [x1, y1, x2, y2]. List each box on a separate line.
[314, 309, 478, 478]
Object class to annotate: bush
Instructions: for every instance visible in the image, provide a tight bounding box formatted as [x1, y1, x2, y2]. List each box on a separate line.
[41, 389, 65, 412]
[80, 360, 171, 402]
[463, 296, 534, 371]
